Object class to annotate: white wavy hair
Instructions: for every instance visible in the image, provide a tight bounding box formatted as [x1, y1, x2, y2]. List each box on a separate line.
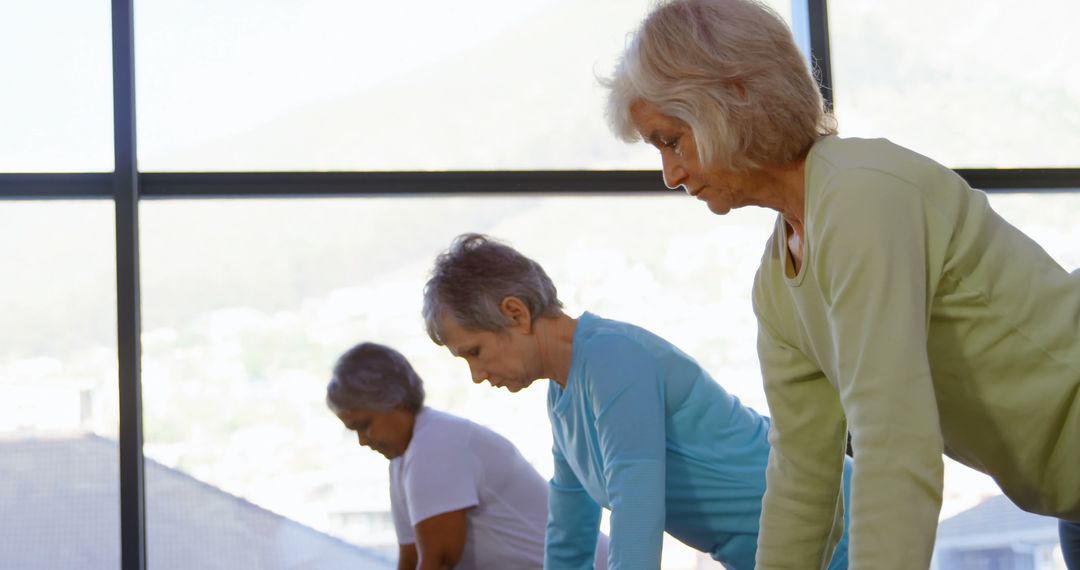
[604, 0, 836, 172]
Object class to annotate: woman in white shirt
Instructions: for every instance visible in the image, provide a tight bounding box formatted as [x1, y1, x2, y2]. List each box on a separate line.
[326, 341, 606, 570]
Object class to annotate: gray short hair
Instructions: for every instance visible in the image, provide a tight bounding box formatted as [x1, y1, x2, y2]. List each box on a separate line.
[325, 342, 425, 414]
[423, 233, 563, 345]
[604, 0, 836, 172]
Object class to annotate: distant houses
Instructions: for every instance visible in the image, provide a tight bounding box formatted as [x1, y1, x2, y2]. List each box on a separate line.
[933, 494, 1066, 570]
[0, 434, 394, 569]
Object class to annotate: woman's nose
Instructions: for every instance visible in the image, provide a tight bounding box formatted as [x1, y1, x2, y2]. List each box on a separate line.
[661, 154, 688, 190]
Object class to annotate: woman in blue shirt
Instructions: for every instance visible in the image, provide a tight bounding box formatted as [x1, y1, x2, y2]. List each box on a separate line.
[422, 233, 851, 570]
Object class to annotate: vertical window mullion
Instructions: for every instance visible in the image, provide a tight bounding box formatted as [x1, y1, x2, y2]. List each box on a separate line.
[111, 0, 145, 568]
[807, 0, 834, 112]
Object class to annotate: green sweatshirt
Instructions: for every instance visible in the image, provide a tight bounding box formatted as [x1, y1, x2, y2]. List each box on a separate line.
[752, 135, 1080, 569]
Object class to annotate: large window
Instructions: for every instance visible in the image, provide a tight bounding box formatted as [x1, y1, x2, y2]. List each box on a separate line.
[3, 0, 1078, 568]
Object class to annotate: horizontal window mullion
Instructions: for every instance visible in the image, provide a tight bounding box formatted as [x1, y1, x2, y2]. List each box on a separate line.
[955, 169, 1080, 191]
[3, 170, 1079, 200]
[136, 171, 671, 197]
[0, 173, 113, 199]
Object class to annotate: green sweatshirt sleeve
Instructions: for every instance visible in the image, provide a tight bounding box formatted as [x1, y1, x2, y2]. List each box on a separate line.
[754, 313, 848, 569]
[814, 169, 945, 567]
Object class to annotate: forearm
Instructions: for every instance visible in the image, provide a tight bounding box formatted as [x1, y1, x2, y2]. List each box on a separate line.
[547, 450, 602, 569]
[606, 460, 666, 570]
[546, 484, 601, 569]
[830, 281, 944, 566]
[757, 423, 847, 569]
[754, 328, 849, 569]
[416, 541, 462, 570]
[416, 556, 454, 570]
[396, 543, 418, 570]
[843, 376, 944, 567]
[847, 456, 942, 567]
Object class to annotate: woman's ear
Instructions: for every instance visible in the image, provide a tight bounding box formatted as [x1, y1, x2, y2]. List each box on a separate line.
[499, 296, 533, 333]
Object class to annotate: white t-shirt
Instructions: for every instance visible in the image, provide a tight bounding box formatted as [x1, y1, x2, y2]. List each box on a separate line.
[389, 408, 608, 570]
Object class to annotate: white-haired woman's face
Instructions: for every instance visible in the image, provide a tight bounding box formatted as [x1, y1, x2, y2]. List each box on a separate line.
[629, 100, 759, 216]
[437, 313, 542, 394]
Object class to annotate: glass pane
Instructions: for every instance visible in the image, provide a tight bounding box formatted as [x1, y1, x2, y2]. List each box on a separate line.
[0, 2, 113, 173]
[134, 0, 788, 172]
[139, 195, 778, 568]
[829, 0, 1080, 168]
[0, 200, 119, 568]
[988, 191, 1080, 272]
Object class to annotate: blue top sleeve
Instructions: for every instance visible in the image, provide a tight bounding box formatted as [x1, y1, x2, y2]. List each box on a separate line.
[546, 445, 602, 569]
[584, 334, 667, 570]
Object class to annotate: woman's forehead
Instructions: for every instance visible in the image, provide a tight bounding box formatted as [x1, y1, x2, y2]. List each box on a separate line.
[439, 316, 502, 353]
[630, 100, 685, 138]
[337, 408, 376, 423]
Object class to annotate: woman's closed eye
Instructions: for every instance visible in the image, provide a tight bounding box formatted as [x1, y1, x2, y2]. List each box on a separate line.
[659, 136, 682, 155]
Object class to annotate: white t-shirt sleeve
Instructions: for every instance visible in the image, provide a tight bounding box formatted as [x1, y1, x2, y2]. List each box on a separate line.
[402, 428, 481, 525]
[389, 461, 416, 545]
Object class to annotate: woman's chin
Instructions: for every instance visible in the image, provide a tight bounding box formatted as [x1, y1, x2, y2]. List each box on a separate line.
[706, 200, 733, 215]
[505, 378, 535, 393]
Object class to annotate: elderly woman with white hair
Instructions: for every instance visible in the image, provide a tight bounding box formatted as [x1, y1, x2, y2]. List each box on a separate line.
[326, 342, 608, 570]
[603, 0, 1080, 568]
[423, 233, 851, 570]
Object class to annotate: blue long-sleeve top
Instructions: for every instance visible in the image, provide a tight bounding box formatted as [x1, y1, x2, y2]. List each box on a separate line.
[545, 312, 851, 570]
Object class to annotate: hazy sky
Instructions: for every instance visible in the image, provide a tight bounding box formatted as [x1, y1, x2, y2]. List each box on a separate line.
[1, 0, 1076, 171]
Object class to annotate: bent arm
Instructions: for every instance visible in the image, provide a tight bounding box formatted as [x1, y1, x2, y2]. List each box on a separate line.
[415, 509, 469, 570]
